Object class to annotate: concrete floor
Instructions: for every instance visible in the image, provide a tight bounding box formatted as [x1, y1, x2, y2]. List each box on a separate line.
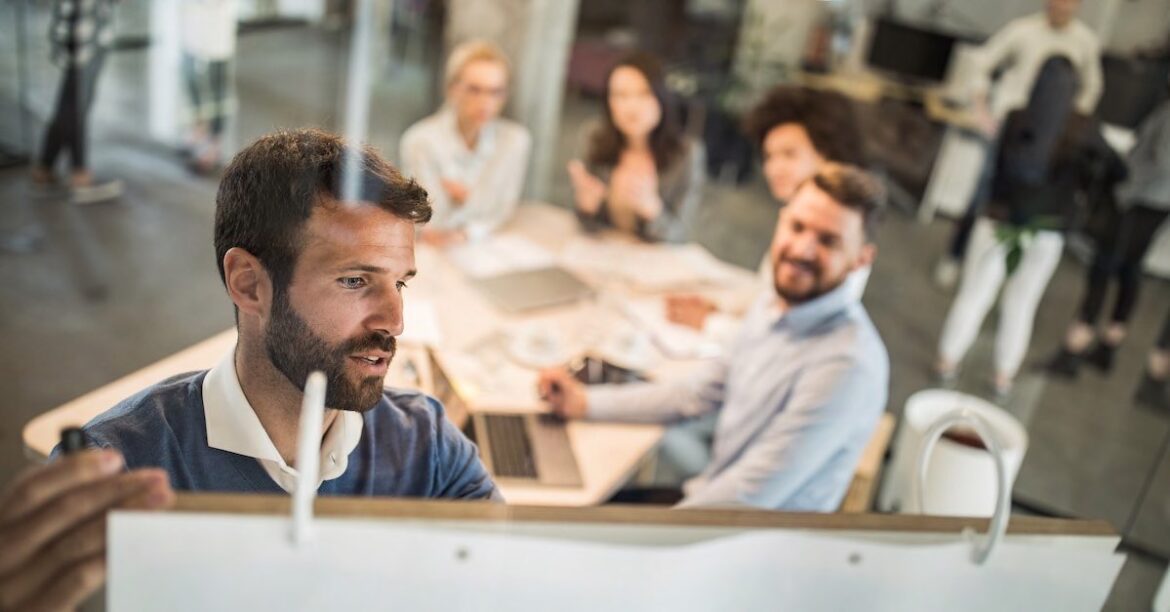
[3, 21, 1169, 610]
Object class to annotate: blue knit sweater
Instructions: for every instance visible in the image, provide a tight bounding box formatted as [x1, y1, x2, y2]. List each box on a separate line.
[68, 371, 500, 500]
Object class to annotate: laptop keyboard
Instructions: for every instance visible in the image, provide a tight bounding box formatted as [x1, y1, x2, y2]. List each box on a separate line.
[483, 414, 538, 479]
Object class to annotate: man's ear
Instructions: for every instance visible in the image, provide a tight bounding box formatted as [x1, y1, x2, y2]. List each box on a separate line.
[855, 243, 877, 270]
[222, 248, 271, 319]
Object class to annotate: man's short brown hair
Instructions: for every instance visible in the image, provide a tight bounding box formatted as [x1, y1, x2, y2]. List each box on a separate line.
[214, 128, 431, 292]
[808, 162, 885, 242]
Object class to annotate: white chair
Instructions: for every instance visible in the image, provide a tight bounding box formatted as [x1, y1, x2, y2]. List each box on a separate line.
[879, 390, 1028, 518]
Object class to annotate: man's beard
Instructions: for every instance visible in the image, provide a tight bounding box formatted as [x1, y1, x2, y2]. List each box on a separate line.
[772, 251, 842, 305]
[264, 290, 396, 412]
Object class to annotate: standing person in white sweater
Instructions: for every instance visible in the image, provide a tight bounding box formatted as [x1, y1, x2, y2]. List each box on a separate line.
[933, 0, 1102, 288]
[399, 40, 532, 247]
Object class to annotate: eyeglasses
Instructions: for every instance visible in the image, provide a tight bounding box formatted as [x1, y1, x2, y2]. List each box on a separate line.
[460, 84, 506, 99]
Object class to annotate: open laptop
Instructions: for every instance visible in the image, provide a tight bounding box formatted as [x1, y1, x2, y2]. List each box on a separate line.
[470, 266, 594, 313]
[465, 411, 583, 487]
[428, 350, 584, 487]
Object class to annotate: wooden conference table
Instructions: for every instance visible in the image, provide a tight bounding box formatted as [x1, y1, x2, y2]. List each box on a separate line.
[24, 204, 759, 507]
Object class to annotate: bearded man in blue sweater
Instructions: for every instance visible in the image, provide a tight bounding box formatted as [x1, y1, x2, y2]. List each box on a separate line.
[65, 128, 499, 501]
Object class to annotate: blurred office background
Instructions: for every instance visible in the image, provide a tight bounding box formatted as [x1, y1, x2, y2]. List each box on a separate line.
[1, 0, 1169, 608]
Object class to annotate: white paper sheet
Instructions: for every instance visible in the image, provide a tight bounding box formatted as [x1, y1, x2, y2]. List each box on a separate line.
[560, 238, 742, 291]
[110, 511, 1125, 611]
[447, 235, 556, 279]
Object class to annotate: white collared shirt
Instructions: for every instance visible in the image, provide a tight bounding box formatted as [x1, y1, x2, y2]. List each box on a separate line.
[202, 348, 365, 493]
[399, 108, 532, 238]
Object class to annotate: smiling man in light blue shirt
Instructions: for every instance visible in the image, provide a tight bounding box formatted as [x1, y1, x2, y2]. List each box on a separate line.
[539, 163, 889, 511]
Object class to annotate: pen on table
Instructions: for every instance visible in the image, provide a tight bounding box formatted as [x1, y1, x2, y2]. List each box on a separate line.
[541, 378, 563, 402]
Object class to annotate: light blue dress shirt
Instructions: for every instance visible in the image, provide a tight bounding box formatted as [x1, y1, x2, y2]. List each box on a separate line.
[587, 282, 889, 512]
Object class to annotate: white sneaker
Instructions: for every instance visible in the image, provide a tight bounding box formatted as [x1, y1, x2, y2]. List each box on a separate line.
[933, 258, 960, 290]
[71, 178, 124, 205]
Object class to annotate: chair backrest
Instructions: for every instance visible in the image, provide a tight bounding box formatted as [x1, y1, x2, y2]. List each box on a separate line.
[838, 412, 895, 513]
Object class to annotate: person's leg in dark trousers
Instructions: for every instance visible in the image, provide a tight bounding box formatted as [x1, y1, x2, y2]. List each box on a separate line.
[1082, 204, 1129, 325]
[1053, 204, 1160, 374]
[35, 64, 84, 182]
[1077, 238, 1118, 330]
[1109, 206, 1170, 325]
[65, 51, 121, 204]
[1135, 307, 1170, 410]
[207, 60, 227, 139]
[1082, 205, 1170, 371]
[37, 51, 107, 188]
[68, 51, 105, 173]
[1049, 204, 1125, 375]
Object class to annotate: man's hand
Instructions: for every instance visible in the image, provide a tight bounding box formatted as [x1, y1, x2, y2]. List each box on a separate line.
[567, 160, 605, 215]
[441, 179, 469, 207]
[0, 449, 175, 611]
[665, 294, 717, 331]
[537, 368, 588, 419]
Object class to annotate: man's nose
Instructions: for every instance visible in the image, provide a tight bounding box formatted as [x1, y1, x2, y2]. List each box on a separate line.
[367, 286, 404, 336]
[790, 232, 819, 260]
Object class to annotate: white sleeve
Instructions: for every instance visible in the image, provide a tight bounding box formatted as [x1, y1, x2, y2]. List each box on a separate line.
[400, 125, 453, 228]
[969, 20, 1024, 101]
[586, 358, 728, 423]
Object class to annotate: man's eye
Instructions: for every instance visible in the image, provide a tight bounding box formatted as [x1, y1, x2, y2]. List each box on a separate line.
[395, 280, 409, 291]
[339, 277, 367, 289]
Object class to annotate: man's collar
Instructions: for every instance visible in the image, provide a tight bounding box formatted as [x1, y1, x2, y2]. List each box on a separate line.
[769, 279, 857, 334]
[204, 348, 285, 462]
[203, 347, 364, 480]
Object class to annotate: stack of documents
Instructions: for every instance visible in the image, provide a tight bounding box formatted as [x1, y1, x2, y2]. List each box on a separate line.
[559, 238, 744, 291]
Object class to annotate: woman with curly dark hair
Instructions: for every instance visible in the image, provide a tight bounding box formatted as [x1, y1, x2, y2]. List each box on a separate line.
[741, 85, 866, 202]
[567, 53, 704, 243]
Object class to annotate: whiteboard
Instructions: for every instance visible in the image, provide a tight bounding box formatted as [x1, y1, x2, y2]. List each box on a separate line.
[109, 510, 1124, 611]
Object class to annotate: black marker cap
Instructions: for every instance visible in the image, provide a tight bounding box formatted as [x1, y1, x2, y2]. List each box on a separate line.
[60, 427, 85, 454]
